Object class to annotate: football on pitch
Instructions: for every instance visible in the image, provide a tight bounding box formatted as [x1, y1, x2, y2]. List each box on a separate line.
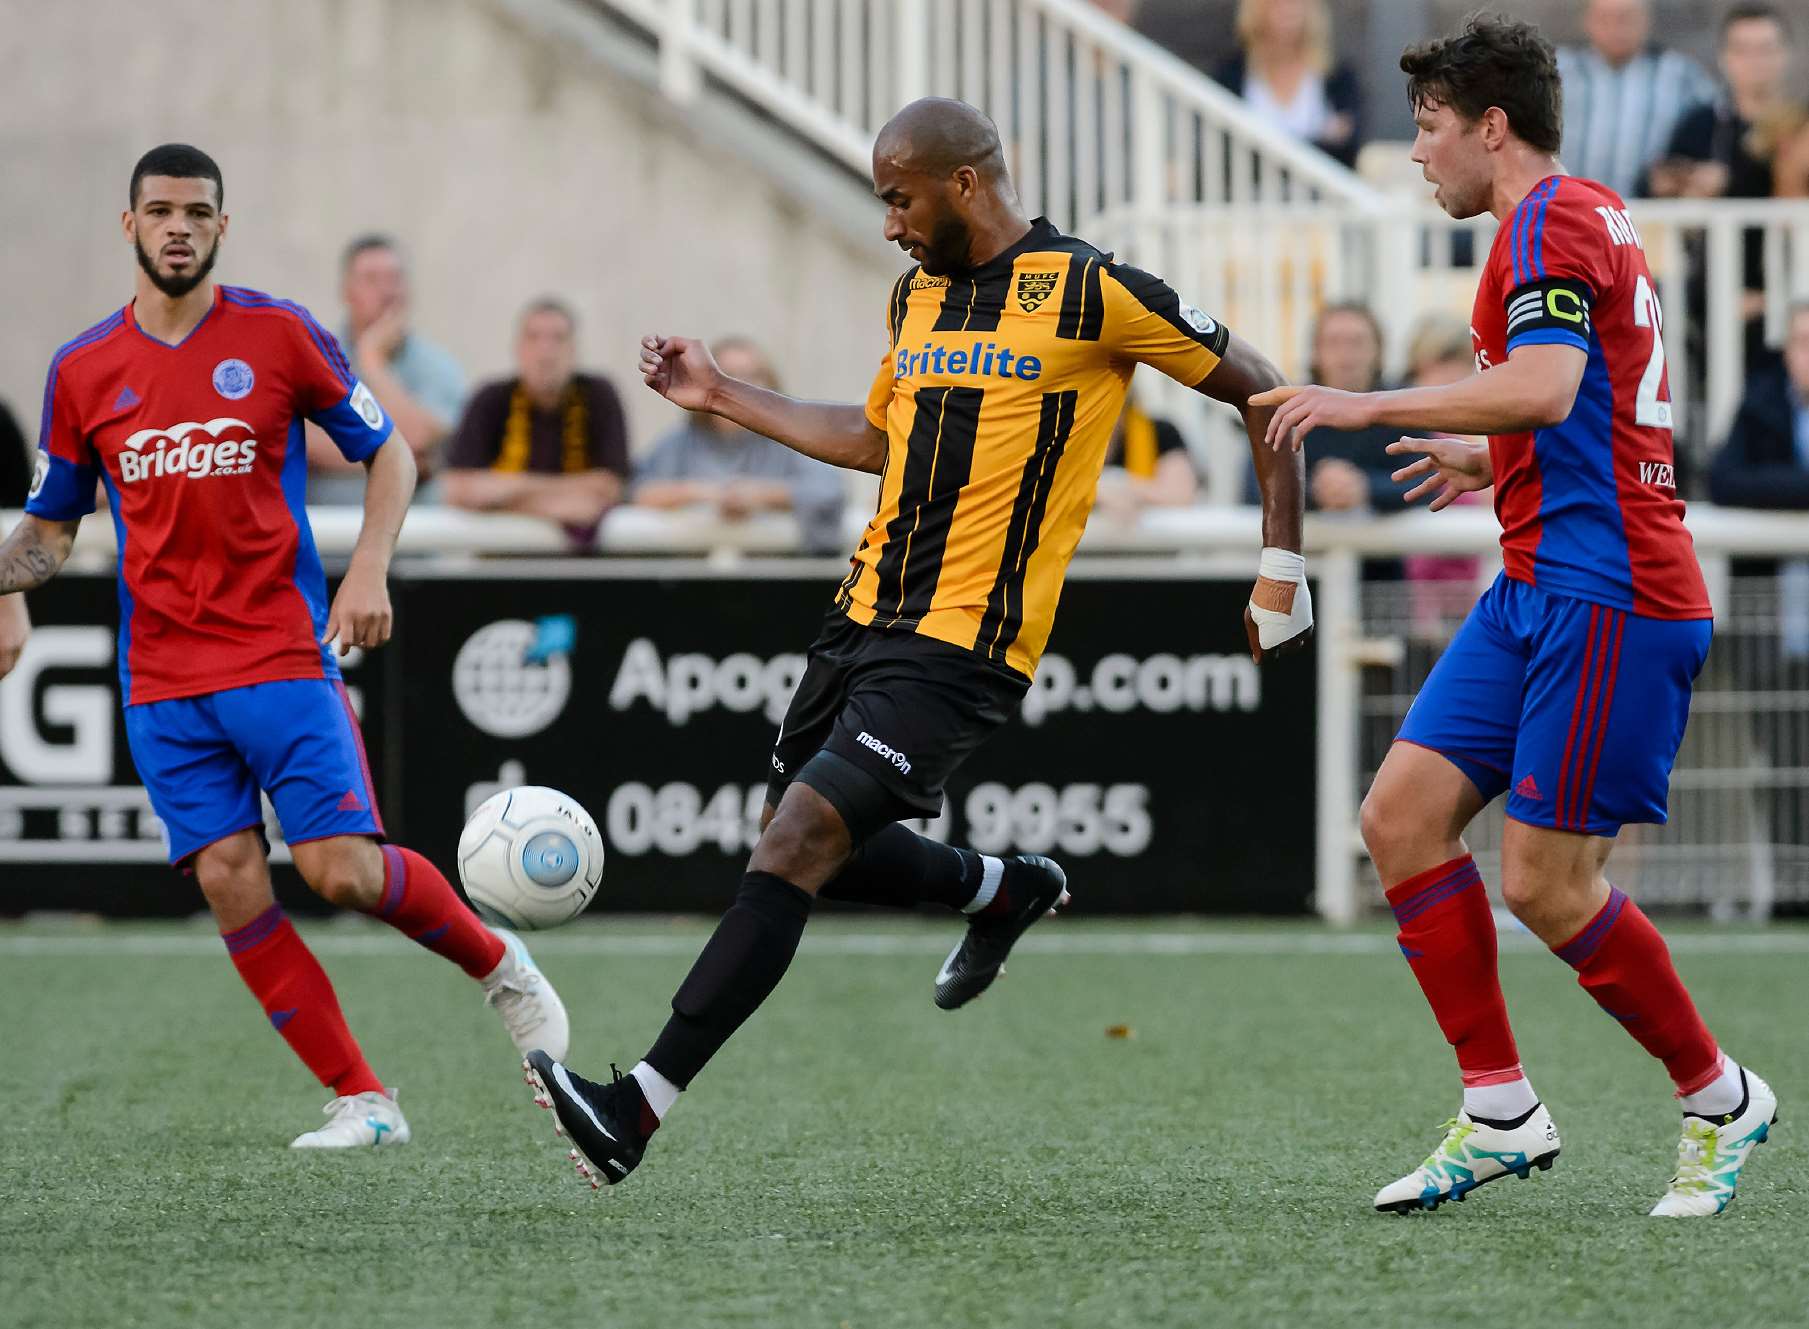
[456, 785, 605, 930]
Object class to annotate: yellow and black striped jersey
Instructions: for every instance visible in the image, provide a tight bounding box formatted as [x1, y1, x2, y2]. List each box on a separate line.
[838, 216, 1229, 678]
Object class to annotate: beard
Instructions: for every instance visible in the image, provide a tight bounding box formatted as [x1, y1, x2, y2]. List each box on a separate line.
[135, 233, 219, 298]
[916, 212, 975, 277]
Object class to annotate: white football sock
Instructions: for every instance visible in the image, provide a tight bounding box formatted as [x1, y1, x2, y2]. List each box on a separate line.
[1463, 1076, 1539, 1121]
[961, 856, 1006, 914]
[1678, 1055, 1744, 1117]
[630, 1061, 681, 1120]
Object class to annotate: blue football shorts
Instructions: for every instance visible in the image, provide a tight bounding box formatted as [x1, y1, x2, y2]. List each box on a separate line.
[124, 678, 384, 865]
[1396, 573, 1712, 836]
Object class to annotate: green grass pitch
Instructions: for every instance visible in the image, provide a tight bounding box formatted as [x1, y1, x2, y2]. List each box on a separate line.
[2, 916, 1804, 1329]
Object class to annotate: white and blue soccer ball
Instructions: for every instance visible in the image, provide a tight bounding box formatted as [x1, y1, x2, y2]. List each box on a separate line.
[456, 785, 605, 931]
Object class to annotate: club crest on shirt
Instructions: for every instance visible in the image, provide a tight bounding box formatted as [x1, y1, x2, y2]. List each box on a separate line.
[1016, 271, 1060, 313]
[212, 358, 255, 400]
[350, 381, 385, 431]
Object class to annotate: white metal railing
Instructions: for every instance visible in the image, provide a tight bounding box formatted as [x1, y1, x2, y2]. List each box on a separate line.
[581, 0, 1380, 232]
[1102, 196, 1809, 505]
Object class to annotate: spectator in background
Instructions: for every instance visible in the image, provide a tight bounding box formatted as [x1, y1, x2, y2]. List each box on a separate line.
[1297, 304, 1403, 513]
[1763, 102, 1809, 197]
[0, 401, 28, 508]
[1094, 391, 1200, 522]
[309, 234, 466, 503]
[1706, 302, 1809, 839]
[1399, 315, 1488, 637]
[1215, 0, 1362, 168]
[1708, 302, 1809, 517]
[1400, 313, 1476, 391]
[442, 298, 630, 547]
[1648, 5, 1795, 373]
[631, 338, 845, 554]
[1650, 5, 1793, 202]
[1558, 0, 1716, 201]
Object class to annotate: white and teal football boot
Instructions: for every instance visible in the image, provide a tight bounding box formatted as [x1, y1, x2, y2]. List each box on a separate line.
[290, 1088, 411, 1149]
[1374, 1105, 1561, 1213]
[482, 928, 570, 1063]
[1650, 1068, 1779, 1217]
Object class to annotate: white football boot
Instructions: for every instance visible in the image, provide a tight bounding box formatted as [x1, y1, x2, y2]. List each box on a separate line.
[1650, 1068, 1779, 1217]
[482, 928, 571, 1062]
[1374, 1105, 1561, 1213]
[290, 1088, 411, 1149]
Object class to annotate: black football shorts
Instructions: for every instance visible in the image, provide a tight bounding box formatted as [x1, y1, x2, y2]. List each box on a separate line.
[767, 609, 1029, 838]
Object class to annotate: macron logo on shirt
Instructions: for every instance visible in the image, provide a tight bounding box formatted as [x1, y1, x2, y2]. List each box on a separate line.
[118, 418, 260, 485]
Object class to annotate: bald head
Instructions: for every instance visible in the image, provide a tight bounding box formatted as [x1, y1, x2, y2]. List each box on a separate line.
[875, 97, 1008, 181]
[872, 97, 1028, 277]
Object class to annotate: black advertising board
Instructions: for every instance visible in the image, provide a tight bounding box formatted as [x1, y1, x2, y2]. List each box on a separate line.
[388, 562, 1317, 914]
[0, 573, 385, 915]
[0, 564, 1315, 915]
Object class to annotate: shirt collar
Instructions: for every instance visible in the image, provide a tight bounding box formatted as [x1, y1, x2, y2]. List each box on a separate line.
[962, 217, 1060, 279]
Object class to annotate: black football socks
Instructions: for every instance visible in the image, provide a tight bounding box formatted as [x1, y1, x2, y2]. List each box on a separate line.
[645, 871, 814, 1088]
[818, 823, 988, 912]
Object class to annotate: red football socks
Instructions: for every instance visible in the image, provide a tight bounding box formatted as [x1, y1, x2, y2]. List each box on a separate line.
[1552, 886, 1721, 1095]
[373, 844, 507, 980]
[1386, 855, 1524, 1087]
[222, 905, 383, 1097]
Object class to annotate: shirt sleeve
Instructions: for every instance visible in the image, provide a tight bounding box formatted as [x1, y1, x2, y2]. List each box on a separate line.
[584, 377, 631, 478]
[443, 384, 508, 470]
[865, 351, 895, 431]
[1099, 263, 1231, 389]
[24, 360, 98, 521]
[1501, 188, 1606, 356]
[289, 308, 395, 463]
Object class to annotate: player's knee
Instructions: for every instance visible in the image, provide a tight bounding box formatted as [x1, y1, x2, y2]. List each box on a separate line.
[294, 838, 384, 911]
[750, 787, 852, 889]
[192, 833, 271, 913]
[1359, 784, 1419, 867]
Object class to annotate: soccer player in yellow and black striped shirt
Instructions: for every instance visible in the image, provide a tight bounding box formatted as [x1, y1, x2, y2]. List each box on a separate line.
[523, 98, 1309, 1188]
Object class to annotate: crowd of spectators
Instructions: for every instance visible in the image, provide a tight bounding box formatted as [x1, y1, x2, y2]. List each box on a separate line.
[289, 248, 849, 551]
[1, 0, 1800, 562]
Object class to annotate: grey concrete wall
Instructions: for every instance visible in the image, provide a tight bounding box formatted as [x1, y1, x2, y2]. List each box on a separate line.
[0, 0, 900, 454]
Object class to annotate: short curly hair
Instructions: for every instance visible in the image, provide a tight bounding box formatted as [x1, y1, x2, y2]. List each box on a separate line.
[1400, 13, 1562, 155]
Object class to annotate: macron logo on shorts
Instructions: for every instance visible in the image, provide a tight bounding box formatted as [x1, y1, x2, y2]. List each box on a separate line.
[855, 731, 911, 775]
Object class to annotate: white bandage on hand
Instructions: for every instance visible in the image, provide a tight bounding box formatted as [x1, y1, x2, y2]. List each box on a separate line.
[1246, 546, 1313, 658]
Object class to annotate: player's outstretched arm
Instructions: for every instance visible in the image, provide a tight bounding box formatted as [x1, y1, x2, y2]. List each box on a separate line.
[1197, 333, 1311, 664]
[0, 515, 79, 596]
[1253, 344, 1588, 450]
[640, 335, 885, 474]
[323, 434, 415, 657]
[0, 585, 28, 679]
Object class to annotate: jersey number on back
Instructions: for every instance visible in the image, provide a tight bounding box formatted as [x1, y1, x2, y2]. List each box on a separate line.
[1631, 274, 1674, 431]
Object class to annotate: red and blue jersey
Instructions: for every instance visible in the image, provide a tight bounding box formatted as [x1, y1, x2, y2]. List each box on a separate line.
[1472, 175, 1710, 620]
[25, 285, 393, 704]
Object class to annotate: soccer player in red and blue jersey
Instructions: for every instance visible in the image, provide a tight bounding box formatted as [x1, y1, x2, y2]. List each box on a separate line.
[1259, 19, 1777, 1217]
[0, 144, 570, 1148]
